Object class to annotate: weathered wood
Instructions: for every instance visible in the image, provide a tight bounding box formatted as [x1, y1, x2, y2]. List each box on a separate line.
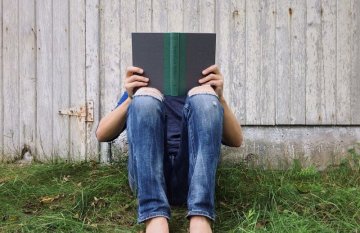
[168, 0, 183, 31]
[184, 0, 199, 32]
[36, 0, 53, 160]
[216, 0, 231, 106]
[53, 0, 70, 160]
[260, 0, 276, 125]
[152, 0, 168, 32]
[120, 0, 136, 86]
[99, 0, 121, 162]
[306, 0, 323, 124]
[69, 0, 86, 160]
[1, 0, 360, 162]
[351, 0, 360, 124]
[19, 0, 36, 158]
[336, 0, 352, 124]
[86, 0, 100, 160]
[3, 0, 19, 159]
[0, 0, 3, 158]
[200, 0, 215, 32]
[229, 0, 246, 124]
[290, 0, 306, 124]
[322, 0, 337, 124]
[245, 0, 261, 125]
[137, 0, 152, 32]
[276, 0, 291, 124]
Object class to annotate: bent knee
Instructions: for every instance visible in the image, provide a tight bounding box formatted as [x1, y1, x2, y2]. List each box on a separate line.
[188, 85, 217, 97]
[134, 87, 164, 102]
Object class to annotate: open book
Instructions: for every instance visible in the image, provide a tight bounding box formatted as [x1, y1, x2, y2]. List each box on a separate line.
[132, 32, 216, 96]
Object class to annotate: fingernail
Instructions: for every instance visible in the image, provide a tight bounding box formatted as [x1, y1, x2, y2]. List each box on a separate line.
[140, 69, 144, 73]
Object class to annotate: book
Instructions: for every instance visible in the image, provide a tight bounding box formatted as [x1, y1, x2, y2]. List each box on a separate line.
[132, 32, 216, 96]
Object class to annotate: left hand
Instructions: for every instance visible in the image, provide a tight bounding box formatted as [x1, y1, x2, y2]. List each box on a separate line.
[199, 64, 224, 100]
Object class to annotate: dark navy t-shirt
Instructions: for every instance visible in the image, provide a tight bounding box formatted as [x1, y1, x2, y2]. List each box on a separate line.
[116, 92, 186, 155]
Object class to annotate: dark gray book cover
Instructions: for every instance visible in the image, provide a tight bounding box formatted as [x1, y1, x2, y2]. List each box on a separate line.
[132, 32, 216, 96]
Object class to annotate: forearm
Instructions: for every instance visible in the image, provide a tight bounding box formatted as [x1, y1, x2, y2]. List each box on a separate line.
[219, 97, 243, 147]
[96, 97, 132, 142]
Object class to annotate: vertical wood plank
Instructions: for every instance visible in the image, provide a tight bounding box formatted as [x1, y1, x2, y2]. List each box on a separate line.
[120, 0, 136, 86]
[216, 0, 231, 106]
[0, 0, 3, 158]
[152, 0, 168, 32]
[136, 0, 152, 32]
[184, 0, 199, 32]
[19, 0, 36, 157]
[290, 1, 306, 124]
[168, 0, 183, 31]
[99, 0, 121, 162]
[200, 0, 215, 32]
[260, 0, 276, 125]
[336, 0, 352, 124]
[351, 0, 360, 124]
[276, 0, 291, 124]
[86, 0, 100, 160]
[245, 0, 261, 124]
[53, 0, 70, 160]
[69, 0, 86, 160]
[3, 0, 19, 159]
[322, 0, 337, 124]
[229, 0, 246, 123]
[36, 0, 53, 160]
[306, 0, 323, 124]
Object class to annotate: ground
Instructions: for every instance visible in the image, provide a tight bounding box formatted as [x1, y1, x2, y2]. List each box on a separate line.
[0, 154, 360, 232]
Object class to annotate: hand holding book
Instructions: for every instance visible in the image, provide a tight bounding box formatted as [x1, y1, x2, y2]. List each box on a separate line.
[124, 66, 149, 99]
[199, 64, 224, 100]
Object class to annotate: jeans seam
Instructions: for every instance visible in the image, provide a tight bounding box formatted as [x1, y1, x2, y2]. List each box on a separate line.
[133, 93, 164, 102]
[187, 210, 215, 221]
[138, 211, 171, 223]
[187, 92, 219, 100]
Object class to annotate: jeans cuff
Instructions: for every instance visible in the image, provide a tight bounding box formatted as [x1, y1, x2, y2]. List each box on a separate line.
[138, 211, 171, 224]
[186, 210, 215, 222]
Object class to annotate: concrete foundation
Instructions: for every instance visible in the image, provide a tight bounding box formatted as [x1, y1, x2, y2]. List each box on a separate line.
[111, 126, 360, 170]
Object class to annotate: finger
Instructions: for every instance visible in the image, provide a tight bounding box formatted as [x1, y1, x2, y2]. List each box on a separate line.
[203, 79, 223, 88]
[126, 81, 148, 89]
[202, 64, 219, 75]
[126, 75, 149, 83]
[198, 73, 219, 84]
[126, 66, 144, 77]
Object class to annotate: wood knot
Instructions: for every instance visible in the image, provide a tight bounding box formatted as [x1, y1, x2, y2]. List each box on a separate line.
[288, 7, 293, 16]
[232, 10, 239, 18]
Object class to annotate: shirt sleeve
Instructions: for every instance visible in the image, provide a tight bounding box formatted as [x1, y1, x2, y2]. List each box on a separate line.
[114, 92, 129, 109]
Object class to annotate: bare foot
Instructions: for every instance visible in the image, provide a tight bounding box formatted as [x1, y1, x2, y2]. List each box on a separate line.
[189, 216, 212, 233]
[145, 217, 169, 233]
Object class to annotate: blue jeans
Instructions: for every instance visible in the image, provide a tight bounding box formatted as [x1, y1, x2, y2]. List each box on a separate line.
[126, 93, 224, 223]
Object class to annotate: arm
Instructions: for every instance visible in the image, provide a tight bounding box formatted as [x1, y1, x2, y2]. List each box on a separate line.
[219, 96, 243, 147]
[199, 65, 243, 147]
[96, 97, 131, 142]
[96, 66, 148, 142]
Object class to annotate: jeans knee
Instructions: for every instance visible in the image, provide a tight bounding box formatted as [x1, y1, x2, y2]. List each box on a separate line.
[188, 85, 217, 97]
[130, 95, 163, 120]
[187, 94, 222, 116]
[134, 87, 164, 102]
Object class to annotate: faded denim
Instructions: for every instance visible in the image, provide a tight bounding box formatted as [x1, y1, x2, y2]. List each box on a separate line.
[126, 93, 223, 223]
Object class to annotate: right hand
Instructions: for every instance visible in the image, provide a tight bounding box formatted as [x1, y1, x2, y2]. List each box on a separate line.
[124, 66, 149, 98]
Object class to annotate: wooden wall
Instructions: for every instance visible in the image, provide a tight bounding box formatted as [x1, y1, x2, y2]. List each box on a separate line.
[0, 0, 359, 161]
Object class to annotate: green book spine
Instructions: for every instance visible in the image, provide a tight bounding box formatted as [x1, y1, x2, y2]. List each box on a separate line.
[163, 33, 186, 96]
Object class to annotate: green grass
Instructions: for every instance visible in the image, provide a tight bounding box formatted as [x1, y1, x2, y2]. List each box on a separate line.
[0, 156, 360, 232]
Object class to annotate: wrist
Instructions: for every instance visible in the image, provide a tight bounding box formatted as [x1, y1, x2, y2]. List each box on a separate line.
[219, 95, 226, 105]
